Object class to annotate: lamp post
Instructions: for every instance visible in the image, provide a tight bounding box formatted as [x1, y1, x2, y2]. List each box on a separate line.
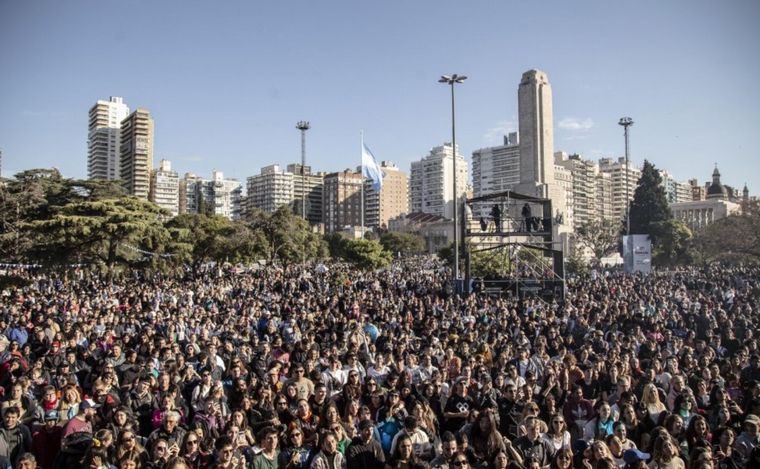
[618, 117, 633, 235]
[439, 74, 467, 282]
[296, 121, 310, 221]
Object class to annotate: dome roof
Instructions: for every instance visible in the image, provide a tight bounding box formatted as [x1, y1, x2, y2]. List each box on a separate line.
[707, 182, 726, 196]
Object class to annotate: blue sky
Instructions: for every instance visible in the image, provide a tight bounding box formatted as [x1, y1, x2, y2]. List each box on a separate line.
[1, 0, 759, 193]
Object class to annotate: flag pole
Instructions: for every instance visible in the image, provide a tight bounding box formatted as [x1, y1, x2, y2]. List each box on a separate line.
[360, 130, 365, 238]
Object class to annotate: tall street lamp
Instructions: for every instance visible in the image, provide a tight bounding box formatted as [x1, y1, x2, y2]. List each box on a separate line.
[439, 74, 467, 282]
[296, 121, 311, 221]
[618, 117, 633, 235]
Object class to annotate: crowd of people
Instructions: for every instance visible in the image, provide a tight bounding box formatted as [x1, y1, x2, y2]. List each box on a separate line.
[0, 259, 759, 469]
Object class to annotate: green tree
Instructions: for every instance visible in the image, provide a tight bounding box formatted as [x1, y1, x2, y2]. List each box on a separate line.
[379, 232, 425, 255]
[650, 219, 693, 265]
[0, 169, 126, 262]
[341, 238, 392, 269]
[165, 213, 238, 271]
[693, 208, 760, 264]
[27, 197, 170, 270]
[575, 218, 621, 264]
[244, 206, 326, 264]
[629, 160, 672, 237]
[469, 247, 511, 278]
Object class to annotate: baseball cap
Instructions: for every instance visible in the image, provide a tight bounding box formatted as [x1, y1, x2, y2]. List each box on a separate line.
[623, 449, 651, 465]
[80, 398, 101, 411]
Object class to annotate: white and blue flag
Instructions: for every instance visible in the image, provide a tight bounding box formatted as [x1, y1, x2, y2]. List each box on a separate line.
[361, 142, 383, 193]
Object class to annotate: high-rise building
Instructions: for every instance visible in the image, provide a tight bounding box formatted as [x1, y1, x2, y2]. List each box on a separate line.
[323, 170, 363, 233]
[88, 97, 129, 180]
[472, 133, 521, 199]
[362, 161, 409, 229]
[598, 157, 640, 222]
[659, 170, 691, 205]
[178, 171, 242, 220]
[119, 108, 154, 199]
[287, 164, 324, 225]
[149, 159, 179, 217]
[247, 165, 294, 214]
[555, 152, 603, 230]
[409, 143, 468, 219]
[596, 171, 614, 222]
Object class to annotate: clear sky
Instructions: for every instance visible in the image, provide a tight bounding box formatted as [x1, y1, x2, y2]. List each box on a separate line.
[1, 0, 759, 193]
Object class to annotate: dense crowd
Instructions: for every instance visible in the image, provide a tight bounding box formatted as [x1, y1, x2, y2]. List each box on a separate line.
[0, 260, 759, 469]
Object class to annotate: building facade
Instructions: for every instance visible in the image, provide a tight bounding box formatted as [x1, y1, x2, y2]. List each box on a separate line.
[88, 96, 129, 180]
[598, 157, 641, 222]
[247, 165, 294, 214]
[287, 164, 324, 225]
[472, 133, 521, 201]
[409, 143, 468, 220]
[363, 161, 409, 229]
[119, 108, 154, 199]
[323, 170, 363, 233]
[179, 171, 242, 220]
[149, 159, 179, 217]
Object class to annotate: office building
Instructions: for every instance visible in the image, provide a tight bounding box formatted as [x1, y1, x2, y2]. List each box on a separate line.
[88, 96, 129, 180]
[660, 170, 691, 205]
[409, 143, 468, 220]
[119, 108, 154, 199]
[149, 159, 179, 217]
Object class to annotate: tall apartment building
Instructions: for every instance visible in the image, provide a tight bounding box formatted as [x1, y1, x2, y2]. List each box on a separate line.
[323, 170, 363, 233]
[554, 163, 574, 229]
[596, 171, 614, 221]
[660, 170, 692, 205]
[246, 165, 294, 214]
[362, 161, 409, 229]
[598, 157, 641, 222]
[149, 159, 179, 217]
[409, 143, 468, 219]
[287, 164, 324, 224]
[119, 108, 154, 199]
[87, 96, 129, 180]
[179, 171, 242, 220]
[555, 152, 602, 230]
[472, 133, 521, 199]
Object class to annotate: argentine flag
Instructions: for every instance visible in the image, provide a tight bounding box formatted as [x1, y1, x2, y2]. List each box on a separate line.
[362, 143, 383, 193]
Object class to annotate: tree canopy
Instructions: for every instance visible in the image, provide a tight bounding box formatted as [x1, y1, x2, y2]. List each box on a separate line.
[629, 160, 672, 237]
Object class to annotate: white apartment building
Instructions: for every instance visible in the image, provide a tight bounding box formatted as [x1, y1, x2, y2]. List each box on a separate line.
[87, 96, 129, 180]
[149, 159, 179, 217]
[598, 157, 641, 222]
[472, 133, 521, 201]
[247, 165, 294, 214]
[409, 143, 468, 220]
[179, 171, 242, 220]
[660, 170, 692, 205]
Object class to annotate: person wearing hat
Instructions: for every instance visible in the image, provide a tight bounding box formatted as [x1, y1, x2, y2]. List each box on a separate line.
[623, 448, 650, 467]
[347, 419, 385, 469]
[735, 414, 760, 467]
[62, 398, 99, 438]
[31, 410, 61, 469]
